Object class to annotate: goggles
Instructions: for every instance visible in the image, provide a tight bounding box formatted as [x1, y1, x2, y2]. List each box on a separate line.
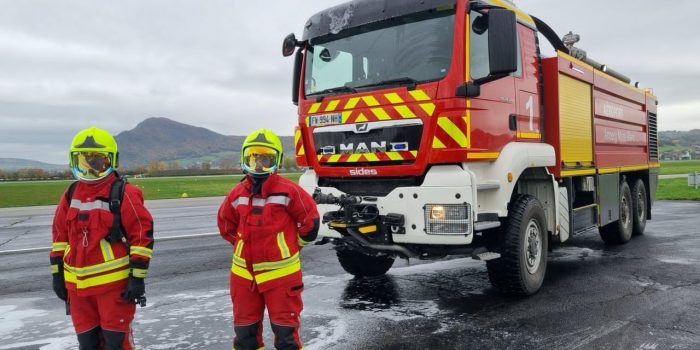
[71, 151, 113, 181]
[243, 146, 279, 175]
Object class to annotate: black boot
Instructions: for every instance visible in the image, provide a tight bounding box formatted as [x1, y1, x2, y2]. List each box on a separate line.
[234, 321, 263, 350]
[271, 323, 300, 350]
[77, 326, 101, 350]
[102, 329, 126, 350]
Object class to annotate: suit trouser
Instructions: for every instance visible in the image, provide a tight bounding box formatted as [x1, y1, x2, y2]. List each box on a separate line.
[230, 276, 304, 350]
[68, 288, 135, 350]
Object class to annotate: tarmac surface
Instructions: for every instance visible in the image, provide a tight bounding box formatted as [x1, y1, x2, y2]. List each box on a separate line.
[1, 199, 699, 349]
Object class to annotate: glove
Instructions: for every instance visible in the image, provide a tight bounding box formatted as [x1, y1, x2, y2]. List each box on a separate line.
[121, 276, 145, 304]
[52, 269, 67, 301]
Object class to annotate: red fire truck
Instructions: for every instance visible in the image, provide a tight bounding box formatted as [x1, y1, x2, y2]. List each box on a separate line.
[283, 0, 659, 295]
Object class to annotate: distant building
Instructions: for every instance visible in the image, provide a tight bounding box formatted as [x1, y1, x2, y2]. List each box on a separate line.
[680, 151, 692, 160]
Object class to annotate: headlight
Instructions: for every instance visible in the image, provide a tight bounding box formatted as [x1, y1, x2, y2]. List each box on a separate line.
[424, 204, 471, 235]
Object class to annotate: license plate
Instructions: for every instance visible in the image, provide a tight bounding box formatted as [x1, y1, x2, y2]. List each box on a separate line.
[307, 113, 342, 127]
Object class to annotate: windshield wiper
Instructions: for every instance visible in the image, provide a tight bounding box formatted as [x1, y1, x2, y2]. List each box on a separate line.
[307, 86, 356, 98]
[350, 77, 419, 90]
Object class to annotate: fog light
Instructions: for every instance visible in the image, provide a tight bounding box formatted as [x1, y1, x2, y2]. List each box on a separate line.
[424, 204, 471, 235]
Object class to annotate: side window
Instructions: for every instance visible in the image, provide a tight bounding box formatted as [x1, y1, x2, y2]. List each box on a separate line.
[470, 12, 522, 80]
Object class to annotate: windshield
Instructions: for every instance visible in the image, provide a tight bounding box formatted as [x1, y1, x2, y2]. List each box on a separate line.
[304, 10, 455, 97]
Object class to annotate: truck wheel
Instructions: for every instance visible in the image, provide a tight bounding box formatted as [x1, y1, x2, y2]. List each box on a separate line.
[631, 179, 647, 236]
[486, 194, 548, 296]
[599, 180, 633, 244]
[336, 249, 394, 277]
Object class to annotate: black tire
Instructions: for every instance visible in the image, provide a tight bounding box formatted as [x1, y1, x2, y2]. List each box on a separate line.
[631, 179, 647, 236]
[486, 194, 548, 296]
[600, 180, 633, 245]
[336, 249, 394, 277]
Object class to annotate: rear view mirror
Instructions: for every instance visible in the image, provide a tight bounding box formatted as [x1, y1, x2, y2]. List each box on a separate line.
[283, 33, 298, 57]
[487, 9, 518, 76]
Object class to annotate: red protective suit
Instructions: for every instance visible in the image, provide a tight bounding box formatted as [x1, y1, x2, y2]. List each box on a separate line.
[218, 173, 319, 350]
[51, 173, 153, 349]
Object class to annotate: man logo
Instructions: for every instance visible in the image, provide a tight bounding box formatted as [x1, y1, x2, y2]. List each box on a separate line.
[355, 123, 369, 133]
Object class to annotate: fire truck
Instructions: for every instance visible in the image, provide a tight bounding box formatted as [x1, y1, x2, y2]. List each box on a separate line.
[282, 0, 659, 295]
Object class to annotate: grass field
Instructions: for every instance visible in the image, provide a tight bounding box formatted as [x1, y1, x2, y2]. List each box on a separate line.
[1, 170, 698, 208]
[0, 174, 301, 208]
[660, 160, 700, 175]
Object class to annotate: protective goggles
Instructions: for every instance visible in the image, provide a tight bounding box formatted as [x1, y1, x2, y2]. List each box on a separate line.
[71, 151, 113, 181]
[243, 146, 279, 174]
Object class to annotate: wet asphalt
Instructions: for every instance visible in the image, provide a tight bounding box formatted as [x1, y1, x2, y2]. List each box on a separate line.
[0, 200, 699, 349]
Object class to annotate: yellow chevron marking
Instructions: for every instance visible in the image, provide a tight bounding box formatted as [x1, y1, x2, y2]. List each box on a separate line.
[362, 96, 380, 106]
[387, 152, 403, 161]
[384, 93, 404, 104]
[410, 150, 418, 157]
[348, 154, 362, 162]
[364, 153, 379, 162]
[394, 105, 415, 118]
[317, 155, 323, 160]
[308, 103, 321, 114]
[356, 113, 369, 122]
[409, 89, 430, 101]
[294, 129, 300, 144]
[438, 117, 468, 147]
[341, 111, 352, 123]
[432, 137, 447, 149]
[420, 103, 436, 116]
[328, 155, 341, 163]
[325, 100, 340, 111]
[371, 107, 391, 120]
[345, 97, 360, 109]
[464, 116, 471, 148]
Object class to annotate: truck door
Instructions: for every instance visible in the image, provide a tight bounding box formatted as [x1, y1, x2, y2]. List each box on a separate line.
[513, 25, 541, 142]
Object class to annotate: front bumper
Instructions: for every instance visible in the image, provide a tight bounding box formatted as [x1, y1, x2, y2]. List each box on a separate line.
[300, 165, 477, 245]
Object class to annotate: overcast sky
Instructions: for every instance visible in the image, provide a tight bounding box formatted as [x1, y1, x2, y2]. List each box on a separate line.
[1, 0, 697, 164]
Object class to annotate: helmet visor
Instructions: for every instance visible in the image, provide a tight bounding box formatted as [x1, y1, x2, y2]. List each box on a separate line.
[243, 146, 279, 174]
[71, 151, 113, 181]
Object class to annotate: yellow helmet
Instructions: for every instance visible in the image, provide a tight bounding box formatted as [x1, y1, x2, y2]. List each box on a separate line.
[69, 127, 118, 181]
[241, 128, 283, 176]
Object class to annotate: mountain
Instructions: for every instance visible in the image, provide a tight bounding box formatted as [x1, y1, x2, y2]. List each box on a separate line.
[115, 117, 294, 168]
[0, 158, 65, 171]
[659, 129, 700, 159]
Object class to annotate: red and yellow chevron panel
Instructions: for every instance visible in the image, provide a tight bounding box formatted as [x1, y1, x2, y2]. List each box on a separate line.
[305, 89, 436, 125]
[432, 115, 470, 149]
[294, 127, 308, 166]
[317, 151, 418, 163]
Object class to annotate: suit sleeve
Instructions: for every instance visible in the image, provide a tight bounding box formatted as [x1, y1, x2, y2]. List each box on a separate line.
[50, 189, 71, 274]
[287, 184, 320, 247]
[121, 184, 154, 279]
[217, 192, 239, 245]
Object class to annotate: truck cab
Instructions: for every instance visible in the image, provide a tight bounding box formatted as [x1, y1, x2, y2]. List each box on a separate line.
[284, 0, 658, 295]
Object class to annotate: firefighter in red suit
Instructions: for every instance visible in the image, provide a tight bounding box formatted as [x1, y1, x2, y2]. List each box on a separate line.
[51, 127, 154, 350]
[218, 128, 319, 350]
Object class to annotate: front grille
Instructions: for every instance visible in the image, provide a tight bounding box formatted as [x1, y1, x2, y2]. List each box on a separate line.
[648, 112, 658, 160]
[319, 176, 424, 197]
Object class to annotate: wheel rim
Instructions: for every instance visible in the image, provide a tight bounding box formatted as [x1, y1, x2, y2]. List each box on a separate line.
[525, 219, 542, 274]
[621, 194, 631, 227]
[636, 191, 645, 221]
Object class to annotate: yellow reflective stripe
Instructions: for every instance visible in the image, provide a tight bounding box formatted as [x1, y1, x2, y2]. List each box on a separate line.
[232, 254, 246, 268]
[64, 256, 129, 277]
[364, 153, 379, 162]
[252, 252, 300, 272]
[371, 107, 391, 120]
[344, 97, 360, 109]
[230, 264, 253, 280]
[394, 105, 416, 118]
[419, 103, 436, 116]
[277, 232, 291, 259]
[348, 154, 362, 162]
[100, 239, 114, 261]
[517, 131, 541, 139]
[325, 100, 340, 111]
[384, 92, 404, 104]
[51, 264, 59, 274]
[355, 113, 369, 122]
[432, 136, 447, 149]
[131, 268, 147, 278]
[130, 246, 153, 259]
[64, 268, 129, 289]
[386, 152, 403, 161]
[358, 225, 377, 234]
[438, 117, 468, 147]
[234, 240, 244, 257]
[560, 169, 597, 176]
[52, 242, 68, 252]
[467, 152, 500, 160]
[308, 102, 321, 114]
[255, 260, 301, 284]
[361, 95, 380, 106]
[409, 89, 430, 101]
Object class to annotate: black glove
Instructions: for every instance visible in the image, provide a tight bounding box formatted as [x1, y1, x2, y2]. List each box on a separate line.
[52, 268, 67, 301]
[121, 276, 145, 304]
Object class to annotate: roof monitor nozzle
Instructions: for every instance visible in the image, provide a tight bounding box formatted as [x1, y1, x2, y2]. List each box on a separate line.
[562, 31, 587, 60]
